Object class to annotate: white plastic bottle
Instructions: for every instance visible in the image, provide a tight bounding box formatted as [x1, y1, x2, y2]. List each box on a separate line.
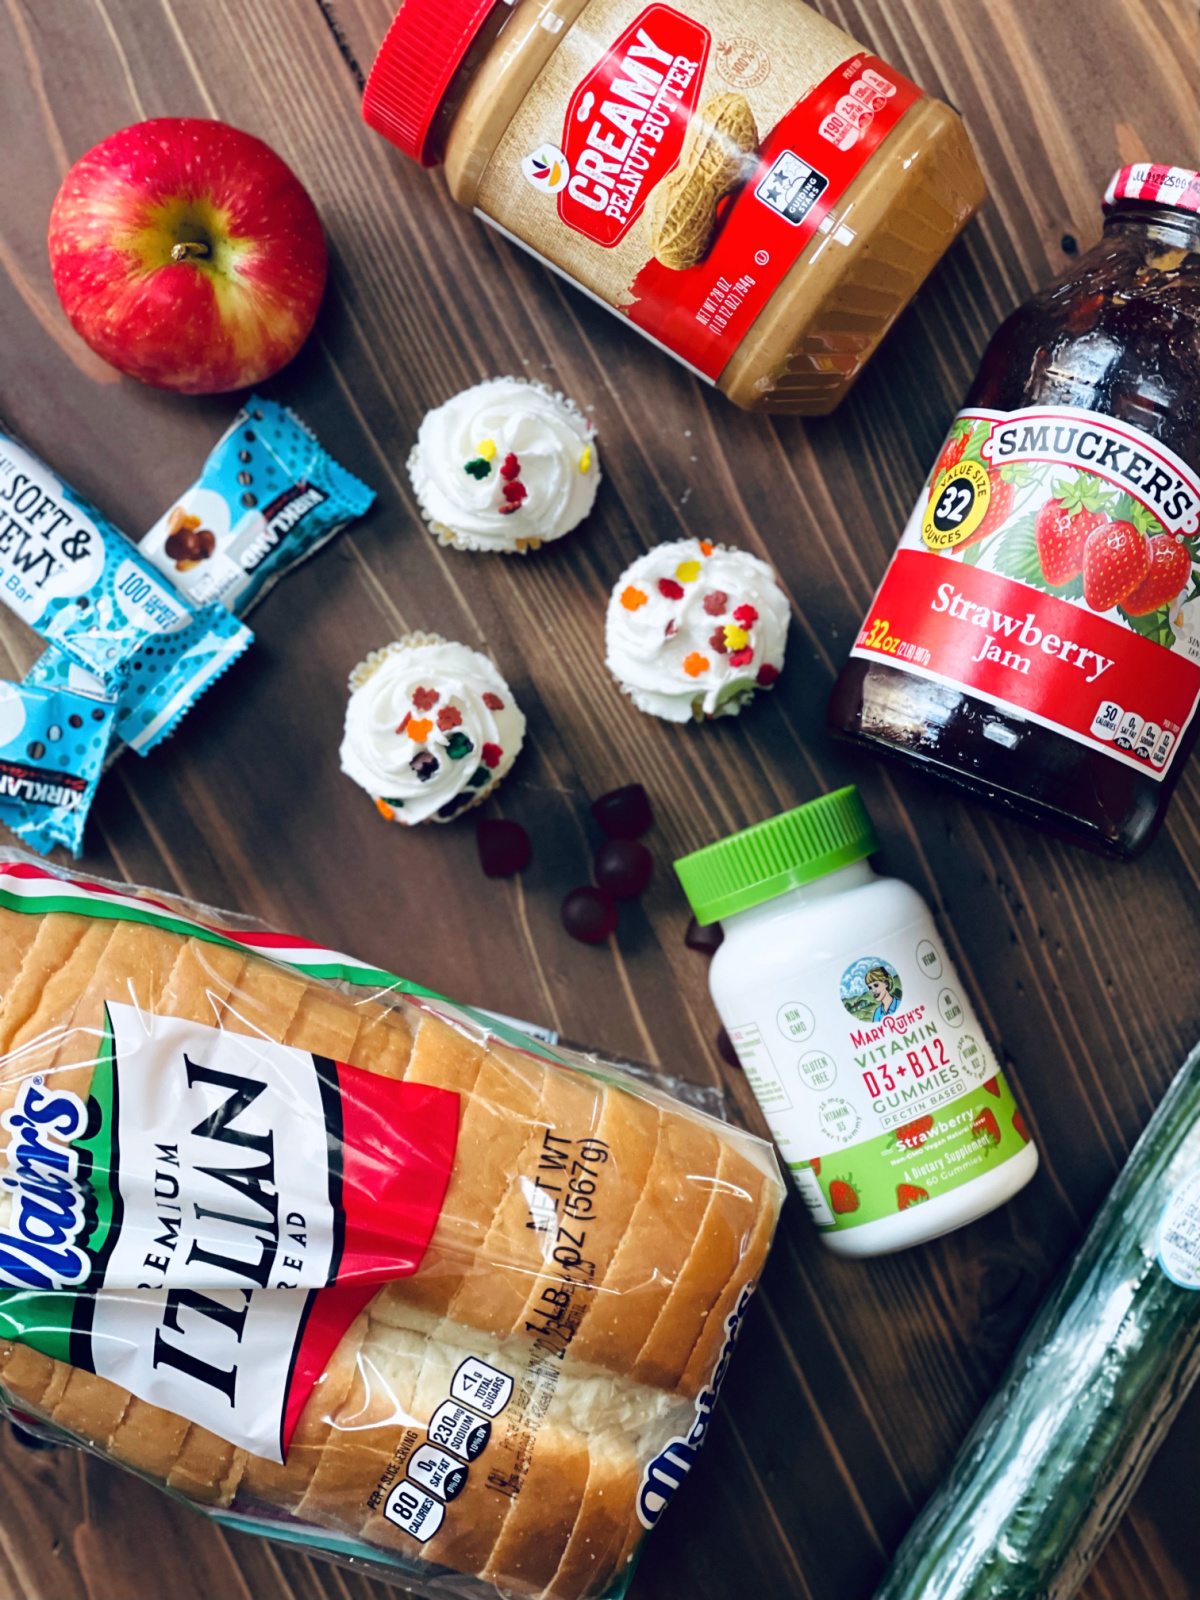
[675, 787, 1038, 1255]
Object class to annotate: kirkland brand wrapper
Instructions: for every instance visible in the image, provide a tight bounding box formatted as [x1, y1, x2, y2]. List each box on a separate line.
[0, 681, 114, 855]
[140, 396, 376, 616]
[0, 853, 782, 1599]
[27, 595, 253, 759]
[0, 427, 199, 691]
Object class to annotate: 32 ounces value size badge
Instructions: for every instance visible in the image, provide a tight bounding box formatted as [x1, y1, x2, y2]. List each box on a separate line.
[922, 461, 992, 550]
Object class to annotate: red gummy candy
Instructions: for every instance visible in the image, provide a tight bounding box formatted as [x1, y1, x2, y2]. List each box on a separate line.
[594, 838, 653, 900]
[502, 480, 528, 504]
[756, 662, 780, 686]
[500, 453, 521, 481]
[591, 784, 653, 839]
[729, 647, 754, 668]
[733, 604, 758, 626]
[658, 578, 685, 600]
[562, 886, 618, 944]
[481, 743, 503, 769]
[716, 1027, 741, 1070]
[477, 818, 531, 877]
[703, 590, 729, 616]
[685, 917, 724, 954]
[709, 628, 728, 654]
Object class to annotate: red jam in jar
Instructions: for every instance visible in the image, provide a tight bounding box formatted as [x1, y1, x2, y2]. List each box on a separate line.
[829, 164, 1200, 858]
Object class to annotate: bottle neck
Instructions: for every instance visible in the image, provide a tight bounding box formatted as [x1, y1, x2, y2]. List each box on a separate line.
[1103, 202, 1200, 253]
[719, 858, 878, 937]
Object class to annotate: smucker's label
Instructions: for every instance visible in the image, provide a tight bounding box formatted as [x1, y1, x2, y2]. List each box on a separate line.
[725, 922, 1031, 1230]
[0, 1004, 458, 1460]
[851, 405, 1200, 779]
[477, 0, 921, 381]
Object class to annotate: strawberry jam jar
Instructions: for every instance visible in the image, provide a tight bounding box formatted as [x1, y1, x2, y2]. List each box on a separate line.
[829, 165, 1200, 858]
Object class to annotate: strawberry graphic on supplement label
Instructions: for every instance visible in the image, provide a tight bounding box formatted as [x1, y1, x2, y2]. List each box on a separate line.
[983, 1077, 1001, 1097]
[971, 1107, 1001, 1147]
[808, 1157, 821, 1177]
[829, 1177, 860, 1215]
[1082, 519, 1151, 611]
[1121, 532, 1193, 616]
[896, 1183, 930, 1210]
[893, 1114, 934, 1149]
[1012, 1111, 1030, 1144]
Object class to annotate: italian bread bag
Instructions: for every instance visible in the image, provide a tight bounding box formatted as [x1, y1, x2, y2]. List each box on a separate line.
[0, 851, 783, 1598]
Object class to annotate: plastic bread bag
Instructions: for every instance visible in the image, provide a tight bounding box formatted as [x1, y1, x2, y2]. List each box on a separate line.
[0, 851, 784, 1599]
[138, 396, 376, 618]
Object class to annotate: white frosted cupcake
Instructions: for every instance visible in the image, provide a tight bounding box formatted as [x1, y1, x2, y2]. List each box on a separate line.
[340, 634, 526, 824]
[606, 538, 789, 723]
[407, 377, 600, 553]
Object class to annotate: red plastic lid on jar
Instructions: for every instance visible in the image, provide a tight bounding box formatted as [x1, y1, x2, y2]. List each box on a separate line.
[362, 0, 498, 165]
[1103, 163, 1200, 214]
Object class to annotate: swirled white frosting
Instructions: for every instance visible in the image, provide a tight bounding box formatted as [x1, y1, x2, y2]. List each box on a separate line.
[407, 377, 600, 552]
[340, 635, 525, 825]
[605, 539, 789, 722]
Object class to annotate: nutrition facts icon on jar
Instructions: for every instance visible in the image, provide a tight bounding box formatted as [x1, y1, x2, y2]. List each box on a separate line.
[777, 1001, 815, 1041]
[841, 957, 903, 1022]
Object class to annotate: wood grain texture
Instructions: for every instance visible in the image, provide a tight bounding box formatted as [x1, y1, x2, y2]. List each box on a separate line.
[0, 1, 1197, 1597]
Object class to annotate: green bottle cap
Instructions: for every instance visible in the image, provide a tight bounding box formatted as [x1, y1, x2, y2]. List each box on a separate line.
[674, 786, 879, 925]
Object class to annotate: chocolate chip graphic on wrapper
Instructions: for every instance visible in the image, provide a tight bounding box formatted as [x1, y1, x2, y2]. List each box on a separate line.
[562, 886, 617, 944]
[591, 783, 653, 839]
[595, 838, 653, 900]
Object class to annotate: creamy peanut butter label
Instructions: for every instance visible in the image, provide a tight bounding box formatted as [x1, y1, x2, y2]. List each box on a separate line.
[476, 0, 922, 380]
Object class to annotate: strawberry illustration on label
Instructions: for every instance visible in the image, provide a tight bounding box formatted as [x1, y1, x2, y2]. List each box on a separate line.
[829, 1177, 860, 1214]
[1013, 1110, 1030, 1144]
[958, 469, 1015, 549]
[971, 1107, 1001, 1147]
[928, 422, 974, 500]
[1082, 519, 1151, 611]
[809, 1156, 821, 1176]
[1034, 497, 1105, 586]
[896, 1183, 930, 1210]
[983, 1076, 1001, 1097]
[1123, 532, 1192, 616]
[893, 1114, 934, 1149]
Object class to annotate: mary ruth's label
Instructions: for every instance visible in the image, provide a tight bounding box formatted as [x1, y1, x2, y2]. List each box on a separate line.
[852, 405, 1200, 778]
[477, 0, 920, 381]
[726, 922, 1031, 1229]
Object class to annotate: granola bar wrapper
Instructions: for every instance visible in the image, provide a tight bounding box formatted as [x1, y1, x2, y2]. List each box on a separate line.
[139, 396, 375, 617]
[0, 681, 115, 855]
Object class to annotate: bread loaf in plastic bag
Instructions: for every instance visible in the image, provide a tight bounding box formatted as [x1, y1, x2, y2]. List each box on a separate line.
[0, 852, 783, 1598]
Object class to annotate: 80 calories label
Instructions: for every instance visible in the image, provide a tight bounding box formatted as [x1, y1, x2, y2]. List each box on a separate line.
[852, 405, 1200, 779]
[727, 923, 1032, 1230]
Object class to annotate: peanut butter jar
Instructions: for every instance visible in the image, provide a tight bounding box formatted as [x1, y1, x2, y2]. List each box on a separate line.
[363, 0, 986, 414]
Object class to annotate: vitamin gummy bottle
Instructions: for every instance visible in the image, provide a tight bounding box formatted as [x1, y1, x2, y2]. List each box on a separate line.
[829, 164, 1200, 858]
[675, 788, 1038, 1256]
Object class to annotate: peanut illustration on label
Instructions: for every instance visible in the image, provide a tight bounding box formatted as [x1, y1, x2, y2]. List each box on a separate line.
[643, 93, 758, 270]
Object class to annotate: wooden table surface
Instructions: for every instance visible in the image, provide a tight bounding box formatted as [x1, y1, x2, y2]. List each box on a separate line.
[0, 2, 1198, 1598]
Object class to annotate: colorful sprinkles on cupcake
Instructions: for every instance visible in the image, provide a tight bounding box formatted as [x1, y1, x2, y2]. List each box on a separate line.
[605, 538, 789, 722]
[340, 634, 525, 824]
[408, 376, 600, 553]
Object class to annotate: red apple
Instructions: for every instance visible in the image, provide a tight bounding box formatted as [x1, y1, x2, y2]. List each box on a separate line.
[48, 117, 327, 393]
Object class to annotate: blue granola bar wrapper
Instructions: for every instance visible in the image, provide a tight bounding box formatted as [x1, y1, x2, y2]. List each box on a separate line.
[27, 598, 253, 760]
[0, 679, 115, 856]
[0, 428, 198, 692]
[139, 395, 375, 617]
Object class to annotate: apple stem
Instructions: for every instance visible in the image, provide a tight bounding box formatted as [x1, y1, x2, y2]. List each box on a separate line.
[170, 240, 210, 262]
